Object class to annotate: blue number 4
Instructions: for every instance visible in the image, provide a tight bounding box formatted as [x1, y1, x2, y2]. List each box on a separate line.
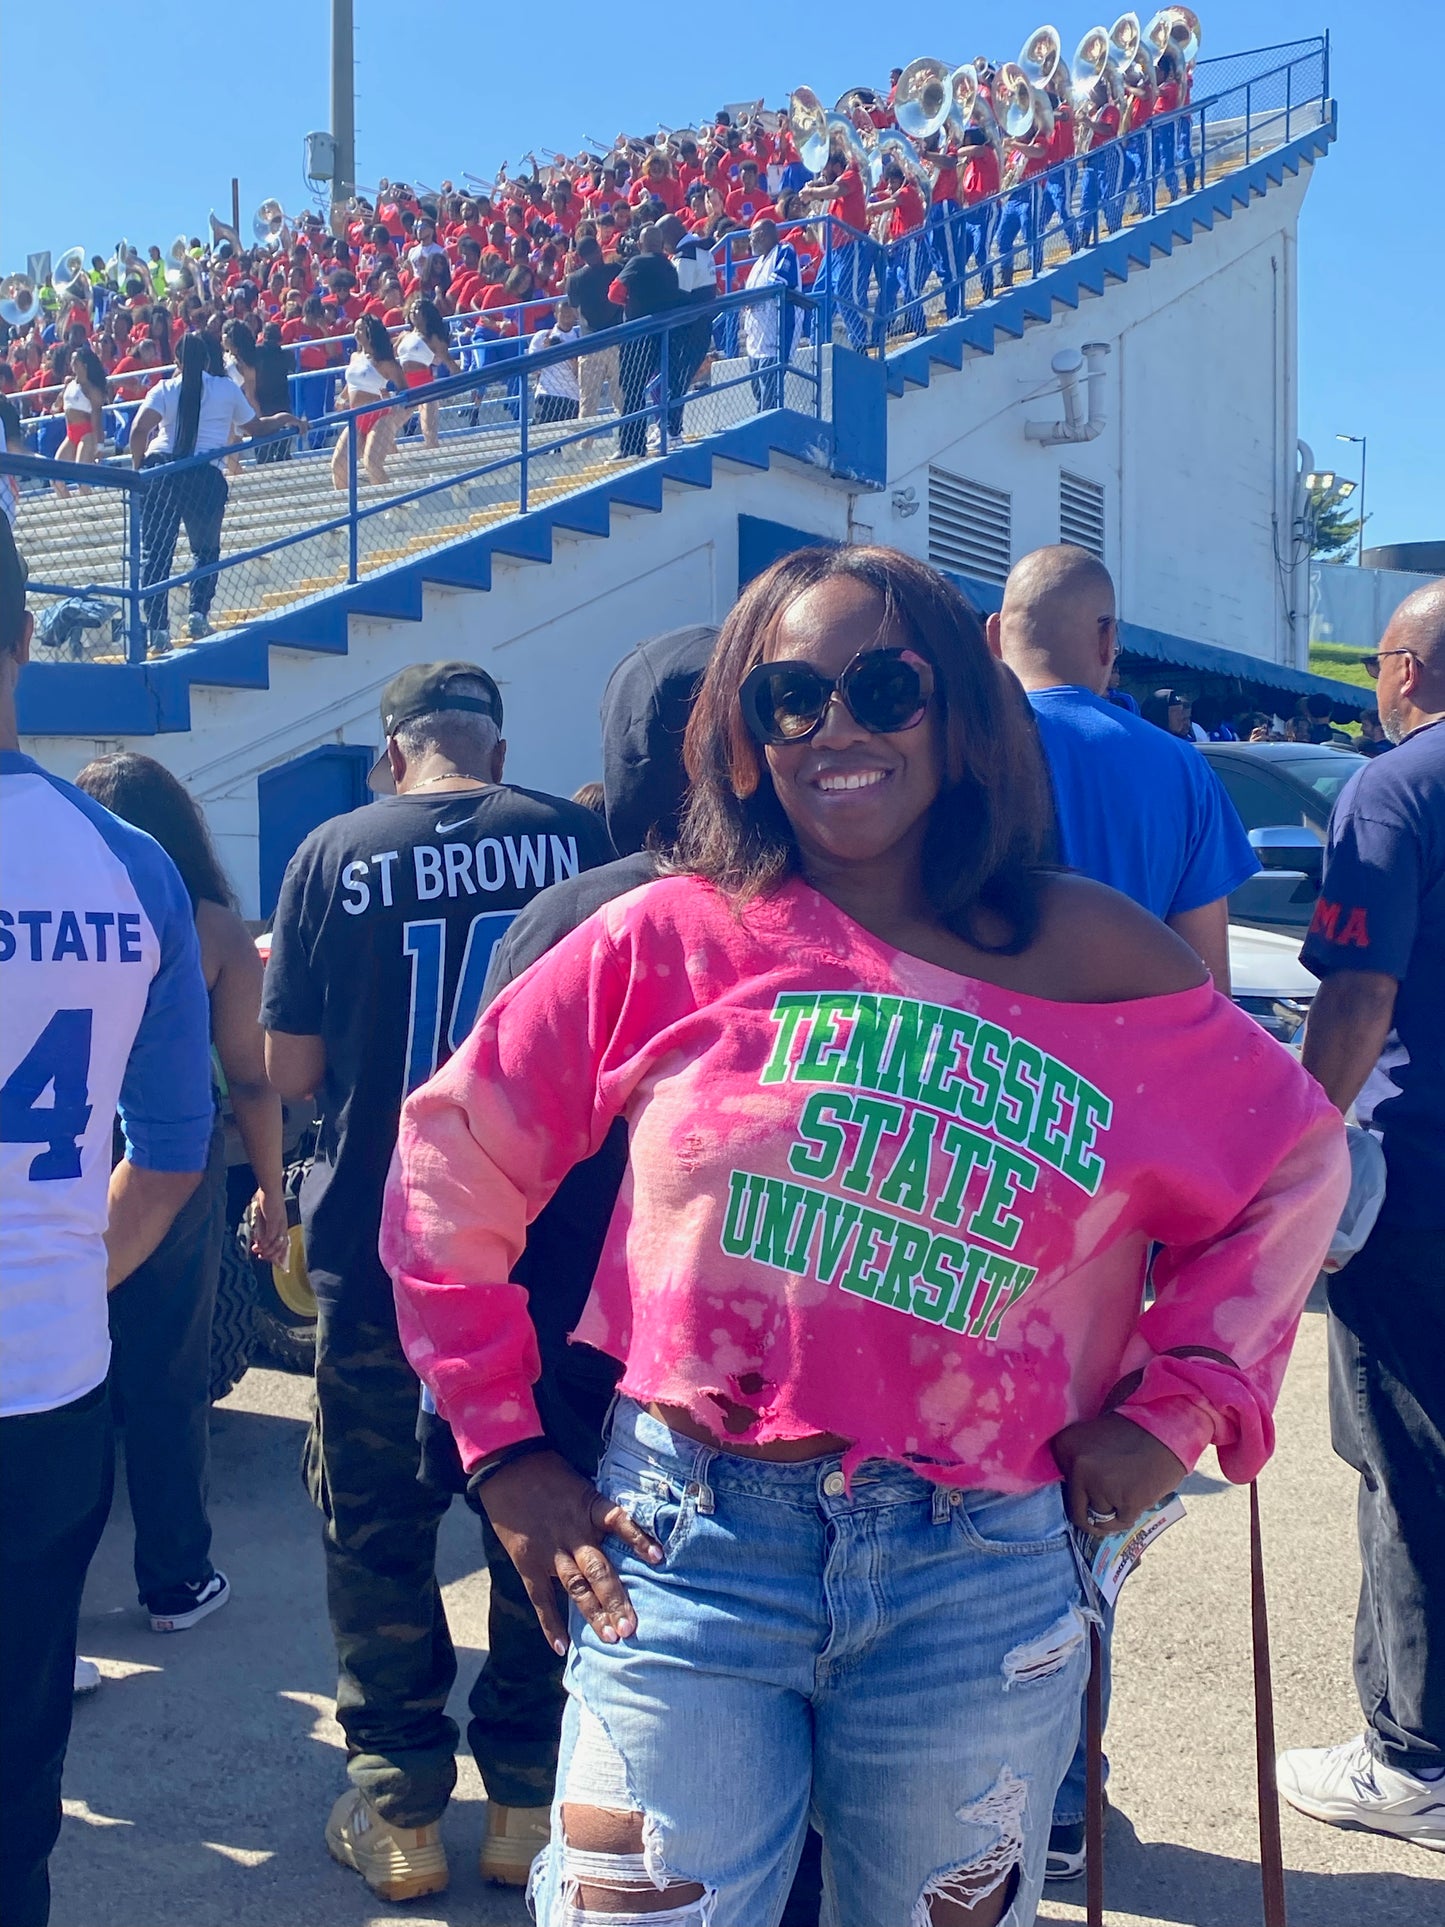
[1, 1009, 94, 1180]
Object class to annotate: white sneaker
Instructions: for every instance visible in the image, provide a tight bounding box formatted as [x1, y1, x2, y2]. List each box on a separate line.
[1278, 1734, 1445, 1853]
[73, 1656, 102, 1696]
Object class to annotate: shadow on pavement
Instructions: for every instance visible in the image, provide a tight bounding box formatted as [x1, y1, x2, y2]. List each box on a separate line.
[1079, 1806, 1445, 1927]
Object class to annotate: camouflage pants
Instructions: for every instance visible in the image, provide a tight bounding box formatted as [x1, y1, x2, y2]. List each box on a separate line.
[306, 1288, 572, 1823]
[305, 1296, 457, 1828]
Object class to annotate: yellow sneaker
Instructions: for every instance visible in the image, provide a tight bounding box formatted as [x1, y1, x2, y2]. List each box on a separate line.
[479, 1801, 552, 1886]
[325, 1787, 449, 1902]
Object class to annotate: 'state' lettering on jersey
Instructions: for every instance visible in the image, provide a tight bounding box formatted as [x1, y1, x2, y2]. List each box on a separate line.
[0, 754, 213, 1417]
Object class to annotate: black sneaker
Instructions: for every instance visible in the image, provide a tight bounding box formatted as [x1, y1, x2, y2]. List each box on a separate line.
[1045, 1820, 1087, 1882]
[146, 1570, 230, 1633]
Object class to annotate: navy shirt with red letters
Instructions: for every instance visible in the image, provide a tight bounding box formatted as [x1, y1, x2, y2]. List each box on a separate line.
[1301, 718, 1445, 1228]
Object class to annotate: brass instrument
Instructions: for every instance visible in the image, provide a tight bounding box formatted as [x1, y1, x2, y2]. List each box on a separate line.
[1110, 12, 1157, 120]
[789, 87, 831, 173]
[1019, 24, 1064, 91]
[791, 87, 870, 175]
[165, 233, 192, 291]
[872, 128, 930, 195]
[835, 86, 881, 122]
[53, 246, 91, 309]
[253, 199, 291, 251]
[894, 57, 954, 143]
[1146, 4, 1201, 74]
[1071, 25, 1125, 151]
[950, 64, 1010, 177]
[997, 59, 1055, 189]
[0, 271, 40, 330]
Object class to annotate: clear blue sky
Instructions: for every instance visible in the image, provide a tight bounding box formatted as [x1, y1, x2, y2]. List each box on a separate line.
[2, 1, 1437, 547]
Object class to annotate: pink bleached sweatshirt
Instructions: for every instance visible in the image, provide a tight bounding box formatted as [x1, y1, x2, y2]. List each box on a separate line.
[381, 874, 1348, 1490]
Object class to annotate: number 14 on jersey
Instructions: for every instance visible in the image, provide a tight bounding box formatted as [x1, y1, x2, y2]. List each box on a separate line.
[402, 911, 515, 1095]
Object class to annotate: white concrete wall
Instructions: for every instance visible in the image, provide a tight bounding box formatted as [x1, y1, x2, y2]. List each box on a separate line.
[880, 169, 1311, 666]
[33, 460, 851, 914]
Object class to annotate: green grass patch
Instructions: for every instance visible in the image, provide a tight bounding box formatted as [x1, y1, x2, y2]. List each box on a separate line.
[1309, 642, 1375, 693]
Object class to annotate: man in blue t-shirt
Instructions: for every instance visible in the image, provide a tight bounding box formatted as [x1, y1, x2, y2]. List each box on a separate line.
[988, 544, 1258, 1880]
[1277, 582, 1445, 1853]
[989, 545, 1257, 994]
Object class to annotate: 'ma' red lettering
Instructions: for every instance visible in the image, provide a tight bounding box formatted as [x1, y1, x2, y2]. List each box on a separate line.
[1338, 906, 1371, 948]
[1309, 898, 1342, 941]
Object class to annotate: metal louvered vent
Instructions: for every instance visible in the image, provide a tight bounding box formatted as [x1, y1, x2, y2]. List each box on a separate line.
[1059, 471, 1106, 559]
[927, 468, 1012, 585]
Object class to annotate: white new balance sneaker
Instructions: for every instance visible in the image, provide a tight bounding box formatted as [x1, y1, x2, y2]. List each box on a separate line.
[1277, 1734, 1445, 1853]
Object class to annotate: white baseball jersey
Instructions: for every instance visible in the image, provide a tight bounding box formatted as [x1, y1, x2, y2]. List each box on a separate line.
[0, 752, 213, 1416]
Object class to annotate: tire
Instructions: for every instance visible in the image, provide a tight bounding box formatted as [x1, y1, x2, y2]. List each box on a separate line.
[253, 1269, 317, 1374]
[247, 1159, 318, 1375]
[210, 1226, 259, 1402]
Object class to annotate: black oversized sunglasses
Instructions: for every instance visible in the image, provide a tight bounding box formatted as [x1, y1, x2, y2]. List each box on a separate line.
[739, 648, 936, 747]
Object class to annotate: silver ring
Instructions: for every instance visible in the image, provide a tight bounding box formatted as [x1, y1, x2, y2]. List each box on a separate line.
[1086, 1507, 1119, 1526]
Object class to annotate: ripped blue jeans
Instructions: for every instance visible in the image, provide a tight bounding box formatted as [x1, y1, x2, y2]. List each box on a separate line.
[529, 1400, 1092, 1927]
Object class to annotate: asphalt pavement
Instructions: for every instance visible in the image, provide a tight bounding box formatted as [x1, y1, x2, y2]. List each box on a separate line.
[53, 1294, 1444, 1927]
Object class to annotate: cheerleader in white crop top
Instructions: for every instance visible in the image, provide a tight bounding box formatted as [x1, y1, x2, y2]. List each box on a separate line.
[396, 297, 458, 450]
[330, 314, 407, 489]
[53, 346, 107, 497]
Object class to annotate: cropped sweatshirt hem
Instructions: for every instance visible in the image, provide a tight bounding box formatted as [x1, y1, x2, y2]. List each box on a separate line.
[381, 874, 1348, 1488]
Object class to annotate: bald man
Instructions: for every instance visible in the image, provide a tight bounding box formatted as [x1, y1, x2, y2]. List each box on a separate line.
[1278, 582, 1445, 1852]
[987, 546, 1256, 993]
[989, 545, 1258, 1881]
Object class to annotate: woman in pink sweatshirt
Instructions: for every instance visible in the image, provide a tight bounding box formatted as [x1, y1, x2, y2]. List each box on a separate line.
[382, 546, 1347, 1927]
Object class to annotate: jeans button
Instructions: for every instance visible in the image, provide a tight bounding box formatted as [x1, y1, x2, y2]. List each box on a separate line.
[949, 1491, 963, 1506]
[822, 1470, 846, 1498]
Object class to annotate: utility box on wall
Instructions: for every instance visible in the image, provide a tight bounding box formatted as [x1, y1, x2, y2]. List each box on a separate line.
[257, 744, 373, 916]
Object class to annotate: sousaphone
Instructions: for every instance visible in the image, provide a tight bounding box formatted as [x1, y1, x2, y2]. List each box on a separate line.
[894, 57, 954, 143]
[0, 272, 40, 329]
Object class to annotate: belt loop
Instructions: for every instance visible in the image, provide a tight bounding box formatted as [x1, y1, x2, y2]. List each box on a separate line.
[684, 1443, 716, 1515]
[931, 1485, 953, 1525]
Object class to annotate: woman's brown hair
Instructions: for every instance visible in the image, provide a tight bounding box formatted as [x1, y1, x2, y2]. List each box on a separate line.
[676, 545, 1054, 953]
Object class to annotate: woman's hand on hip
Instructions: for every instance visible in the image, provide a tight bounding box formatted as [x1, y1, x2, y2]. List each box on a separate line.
[479, 1450, 664, 1656]
[1050, 1414, 1186, 1535]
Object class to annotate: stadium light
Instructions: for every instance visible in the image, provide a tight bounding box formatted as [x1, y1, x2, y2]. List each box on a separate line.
[1336, 432, 1368, 567]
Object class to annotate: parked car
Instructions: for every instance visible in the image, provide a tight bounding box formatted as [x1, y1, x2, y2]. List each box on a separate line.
[1202, 741, 1362, 936]
[1226, 921, 1316, 1047]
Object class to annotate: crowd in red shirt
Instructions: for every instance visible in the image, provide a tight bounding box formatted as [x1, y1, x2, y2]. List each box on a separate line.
[1, 48, 1196, 416]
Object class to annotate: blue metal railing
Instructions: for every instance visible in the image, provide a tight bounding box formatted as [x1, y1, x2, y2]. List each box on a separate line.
[2, 282, 820, 664]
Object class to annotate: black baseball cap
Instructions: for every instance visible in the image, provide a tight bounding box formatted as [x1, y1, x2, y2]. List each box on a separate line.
[368, 660, 504, 792]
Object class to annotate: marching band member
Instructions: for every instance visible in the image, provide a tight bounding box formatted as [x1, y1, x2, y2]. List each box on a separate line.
[797, 152, 874, 351]
[994, 123, 1051, 292]
[1150, 50, 1185, 202]
[1036, 84, 1082, 264]
[959, 126, 1001, 303]
[922, 138, 966, 321]
[1077, 77, 1123, 246]
[869, 163, 929, 340]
